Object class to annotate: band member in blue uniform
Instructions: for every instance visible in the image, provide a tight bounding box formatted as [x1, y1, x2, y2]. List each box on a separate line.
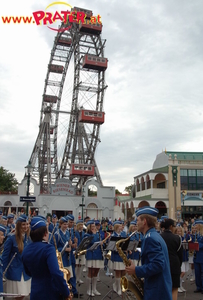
[75, 219, 85, 284]
[22, 216, 71, 300]
[175, 225, 190, 293]
[49, 214, 59, 235]
[84, 220, 103, 296]
[110, 220, 127, 295]
[0, 225, 6, 300]
[126, 206, 172, 300]
[193, 220, 203, 294]
[51, 217, 73, 279]
[6, 214, 15, 236]
[127, 220, 143, 266]
[2, 214, 31, 300]
[66, 215, 80, 298]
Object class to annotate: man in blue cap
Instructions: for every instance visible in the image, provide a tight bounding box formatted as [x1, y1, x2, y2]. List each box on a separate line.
[22, 217, 71, 300]
[125, 206, 172, 300]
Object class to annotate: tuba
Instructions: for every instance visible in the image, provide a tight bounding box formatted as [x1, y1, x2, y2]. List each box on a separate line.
[116, 232, 144, 300]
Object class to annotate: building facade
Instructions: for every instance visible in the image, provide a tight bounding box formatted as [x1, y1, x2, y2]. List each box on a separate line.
[0, 177, 119, 220]
[118, 151, 203, 221]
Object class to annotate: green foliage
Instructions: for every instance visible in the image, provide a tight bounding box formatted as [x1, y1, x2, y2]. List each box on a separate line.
[115, 189, 122, 195]
[124, 184, 133, 195]
[88, 188, 97, 196]
[0, 166, 18, 193]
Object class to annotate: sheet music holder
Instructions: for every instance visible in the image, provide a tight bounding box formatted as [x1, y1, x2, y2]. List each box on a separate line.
[127, 240, 139, 251]
[106, 236, 130, 251]
[182, 241, 188, 250]
[75, 235, 94, 257]
[88, 241, 102, 251]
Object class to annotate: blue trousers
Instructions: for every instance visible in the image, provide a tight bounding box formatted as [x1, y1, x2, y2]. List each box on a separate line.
[194, 262, 203, 291]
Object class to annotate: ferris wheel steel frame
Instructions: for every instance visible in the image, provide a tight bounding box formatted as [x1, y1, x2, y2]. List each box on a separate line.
[30, 18, 107, 193]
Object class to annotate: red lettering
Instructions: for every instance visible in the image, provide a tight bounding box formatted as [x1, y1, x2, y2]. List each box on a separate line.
[32, 11, 45, 25]
[2, 16, 11, 23]
[77, 12, 86, 24]
[69, 11, 77, 23]
[61, 11, 70, 23]
[97, 14, 102, 24]
[43, 12, 53, 25]
[52, 11, 63, 23]
[90, 16, 96, 24]
[12, 16, 22, 24]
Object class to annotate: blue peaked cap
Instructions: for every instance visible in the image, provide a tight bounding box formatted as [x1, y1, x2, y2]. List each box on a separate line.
[135, 206, 159, 217]
[30, 217, 46, 231]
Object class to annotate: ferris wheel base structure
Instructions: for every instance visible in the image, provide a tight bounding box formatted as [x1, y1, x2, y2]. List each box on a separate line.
[29, 7, 108, 194]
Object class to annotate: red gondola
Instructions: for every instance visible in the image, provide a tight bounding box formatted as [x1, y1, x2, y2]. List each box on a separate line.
[57, 37, 72, 47]
[79, 22, 102, 35]
[82, 54, 108, 71]
[79, 109, 105, 124]
[43, 95, 57, 103]
[49, 64, 64, 74]
[70, 164, 94, 176]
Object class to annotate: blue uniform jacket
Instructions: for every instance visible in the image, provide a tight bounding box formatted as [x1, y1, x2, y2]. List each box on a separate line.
[136, 228, 172, 300]
[2, 233, 31, 281]
[22, 241, 70, 300]
[75, 230, 85, 247]
[84, 232, 103, 260]
[49, 223, 59, 235]
[111, 231, 127, 262]
[51, 229, 71, 267]
[194, 233, 203, 264]
[0, 254, 3, 292]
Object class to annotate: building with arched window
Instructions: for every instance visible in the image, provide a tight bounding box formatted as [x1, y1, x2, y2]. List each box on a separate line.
[116, 151, 203, 221]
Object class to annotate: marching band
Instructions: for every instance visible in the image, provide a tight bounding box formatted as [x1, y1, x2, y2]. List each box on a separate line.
[0, 211, 202, 299]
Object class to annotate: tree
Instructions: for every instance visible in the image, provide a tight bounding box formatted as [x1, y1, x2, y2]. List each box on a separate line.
[0, 167, 18, 193]
[115, 189, 122, 195]
[124, 184, 133, 195]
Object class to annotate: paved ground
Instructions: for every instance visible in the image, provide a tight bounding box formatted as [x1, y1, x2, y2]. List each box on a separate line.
[2, 268, 202, 299]
[76, 268, 202, 300]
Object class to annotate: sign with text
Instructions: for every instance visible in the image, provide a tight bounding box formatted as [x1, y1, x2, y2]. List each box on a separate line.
[20, 196, 36, 202]
[51, 179, 75, 195]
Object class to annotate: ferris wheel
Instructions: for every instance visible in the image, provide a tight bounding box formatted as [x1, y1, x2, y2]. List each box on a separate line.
[30, 7, 108, 193]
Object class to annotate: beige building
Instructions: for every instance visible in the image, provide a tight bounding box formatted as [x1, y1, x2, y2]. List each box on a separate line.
[118, 151, 203, 221]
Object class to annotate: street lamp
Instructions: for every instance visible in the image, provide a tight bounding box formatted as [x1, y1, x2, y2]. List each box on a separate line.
[25, 160, 33, 216]
[181, 190, 187, 222]
[81, 187, 85, 220]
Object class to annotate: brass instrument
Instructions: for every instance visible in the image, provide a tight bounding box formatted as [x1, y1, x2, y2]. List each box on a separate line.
[76, 231, 111, 258]
[52, 234, 71, 285]
[105, 250, 111, 260]
[116, 232, 144, 300]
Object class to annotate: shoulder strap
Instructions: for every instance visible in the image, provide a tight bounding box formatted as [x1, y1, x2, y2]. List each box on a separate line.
[177, 235, 182, 252]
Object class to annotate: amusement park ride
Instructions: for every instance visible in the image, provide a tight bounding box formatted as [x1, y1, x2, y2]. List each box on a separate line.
[29, 7, 108, 194]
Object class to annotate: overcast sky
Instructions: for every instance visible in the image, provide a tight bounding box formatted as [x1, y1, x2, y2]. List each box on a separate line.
[1, 0, 203, 193]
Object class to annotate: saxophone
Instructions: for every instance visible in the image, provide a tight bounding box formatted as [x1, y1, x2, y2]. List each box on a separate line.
[116, 232, 144, 300]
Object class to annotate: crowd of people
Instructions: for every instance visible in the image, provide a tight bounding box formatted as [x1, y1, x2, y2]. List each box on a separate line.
[0, 209, 202, 300]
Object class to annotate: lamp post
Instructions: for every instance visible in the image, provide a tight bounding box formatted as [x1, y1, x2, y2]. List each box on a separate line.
[181, 190, 186, 222]
[25, 160, 33, 216]
[82, 187, 85, 220]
